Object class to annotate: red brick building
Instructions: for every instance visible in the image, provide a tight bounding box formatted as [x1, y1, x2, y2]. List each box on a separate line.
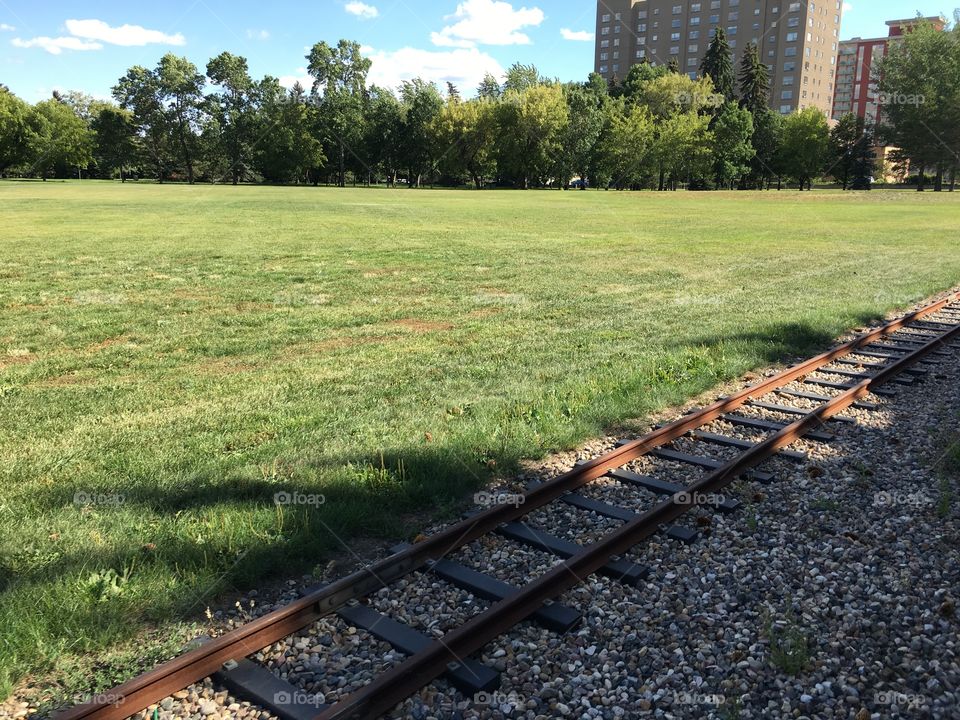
[832, 16, 946, 124]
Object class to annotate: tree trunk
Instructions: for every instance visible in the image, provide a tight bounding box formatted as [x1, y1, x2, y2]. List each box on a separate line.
[176, 111, 194, 185]
[917, 163, 925, 191]
[934, 166, 943, 192]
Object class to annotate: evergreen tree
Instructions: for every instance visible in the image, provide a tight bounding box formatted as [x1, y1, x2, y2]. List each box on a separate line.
[738, 43, 770, 115]
[700, 28, 735, 102]
[477, 74, 501, 100]
[746, 108, 783, 189]
[829, 113, 866, 190]
[850, 129, 876, 190]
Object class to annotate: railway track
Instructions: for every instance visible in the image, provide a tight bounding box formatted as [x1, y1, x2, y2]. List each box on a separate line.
[57, 291, 960, 720]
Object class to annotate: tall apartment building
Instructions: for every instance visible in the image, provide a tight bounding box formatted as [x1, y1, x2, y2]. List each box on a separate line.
[594, 0, 844, 116]
[832, 17, 947, 124]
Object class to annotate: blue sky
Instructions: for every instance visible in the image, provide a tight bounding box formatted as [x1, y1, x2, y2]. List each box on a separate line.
[1, 1, 955, 101]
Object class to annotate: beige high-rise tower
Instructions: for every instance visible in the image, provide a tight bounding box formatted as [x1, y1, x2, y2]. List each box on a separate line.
[594, 0, 844, 116]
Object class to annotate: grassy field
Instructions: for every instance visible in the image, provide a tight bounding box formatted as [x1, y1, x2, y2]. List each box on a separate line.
[1, 182, 959, 700]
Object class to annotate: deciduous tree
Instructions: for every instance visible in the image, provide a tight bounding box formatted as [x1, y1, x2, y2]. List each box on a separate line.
[778, 108, 830, 190]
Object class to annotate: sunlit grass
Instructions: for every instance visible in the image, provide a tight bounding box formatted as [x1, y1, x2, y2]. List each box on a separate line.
[1, 181, 959, 700]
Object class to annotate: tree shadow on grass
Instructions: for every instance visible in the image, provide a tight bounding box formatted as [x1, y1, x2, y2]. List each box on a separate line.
[668, 315, 887, 366]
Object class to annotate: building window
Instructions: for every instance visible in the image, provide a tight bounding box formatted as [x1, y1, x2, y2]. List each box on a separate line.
[780, 104, 792, 113]
[781, 90, 794, 99]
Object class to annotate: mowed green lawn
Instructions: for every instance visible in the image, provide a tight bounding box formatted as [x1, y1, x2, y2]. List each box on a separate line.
[1, 182, 959, 699]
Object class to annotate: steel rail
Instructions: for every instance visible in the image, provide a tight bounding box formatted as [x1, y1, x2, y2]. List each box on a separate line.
[55, 292, 959, 720]
[315, 309, 960, 720]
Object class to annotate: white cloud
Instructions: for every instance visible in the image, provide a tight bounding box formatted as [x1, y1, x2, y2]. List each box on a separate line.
[842, 2, 852, 12]
[64, 19, 185, 47]
[246, 28, 270, 40]
[366, 46, 504, 94]
[11, 36, 102, 54]
[560, 28, 593, 41]
[279, 68, 313, 90]
[345, 2, 379, 20]
[431, 0, 544, 48]
[0, 23, 15, 32]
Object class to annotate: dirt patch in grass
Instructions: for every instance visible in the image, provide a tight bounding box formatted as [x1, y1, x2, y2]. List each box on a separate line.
[172, 288, 218, 302]
[84, 335, 132, 353]
[34, 373, 92, 388]
[0, 351, 35, 370]
[467, 308, 505, 319]
[392, 319, 455, 333]
[195, 358, 260, 375]
[361, 268, 403, 278]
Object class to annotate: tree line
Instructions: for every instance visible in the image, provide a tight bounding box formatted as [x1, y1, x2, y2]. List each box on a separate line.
[0, 20, 956, 191]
